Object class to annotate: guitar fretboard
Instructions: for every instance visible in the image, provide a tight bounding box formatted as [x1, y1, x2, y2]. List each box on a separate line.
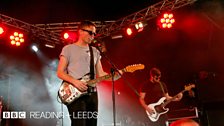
[86, 68, 126, 86]
[162, 90, 187, 107]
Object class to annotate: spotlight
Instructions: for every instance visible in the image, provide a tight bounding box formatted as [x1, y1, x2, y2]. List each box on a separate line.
[0, 25, 7, 37]
[0, 27, 4, 35]
[9, 32, 25, 46]
[158, 12, 175, 29]
[63, 32, 69, 39]
[62, 31, 78, 42]
[31, 45, 39, 52]
[124, 26, 138, 38]
[134, 21, 147, 32]
[124, 21, 147, 38]
[126, 27, 133, 36]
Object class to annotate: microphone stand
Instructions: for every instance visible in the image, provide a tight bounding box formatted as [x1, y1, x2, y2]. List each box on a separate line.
[0, 96, 3, 125]
[110, 68, 116, 126]
[93, 42, 122, 126]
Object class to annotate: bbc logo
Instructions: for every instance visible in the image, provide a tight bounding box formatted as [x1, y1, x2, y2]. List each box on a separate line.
[3, 111, 26, 119]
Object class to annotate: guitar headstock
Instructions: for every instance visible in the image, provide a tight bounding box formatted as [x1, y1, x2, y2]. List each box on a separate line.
[184, 83, 195, 91]
[124, 64, 145, 73]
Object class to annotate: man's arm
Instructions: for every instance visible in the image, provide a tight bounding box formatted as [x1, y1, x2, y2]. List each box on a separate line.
[95, 59, 108, 77]
[139, 92, 155, 115]
[57, 56, 88, 92]
[95, 59, 122, 80]
[164, 93, 183, 101]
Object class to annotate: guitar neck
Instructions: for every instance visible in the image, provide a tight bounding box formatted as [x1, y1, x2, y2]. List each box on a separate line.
[162, 90, 186, 107]
[86, 68, 126, 86]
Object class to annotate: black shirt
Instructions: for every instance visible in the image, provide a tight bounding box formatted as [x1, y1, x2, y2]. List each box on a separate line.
[140, 80, 168, 105]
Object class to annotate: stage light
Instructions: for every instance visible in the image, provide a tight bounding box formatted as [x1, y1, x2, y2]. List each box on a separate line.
[126, 28, 133, 36]
[135, 22, 144, 32]
[167, 23, 172, 28]
[62, 31, 78, 42]
[158, 12, 175, 29]
[0, 25, 7, 37]
[134, 21, 147, 32]
[45, 43, 55, 48]
[9, 32, 25, 46]
[124, 26, 138, 38]
[126, 27, 133, 36]
[0, 27, 4, 35]
[124, 21, 147, 38]
[31, 45, 38, 52]
[63, 33, 69, 39]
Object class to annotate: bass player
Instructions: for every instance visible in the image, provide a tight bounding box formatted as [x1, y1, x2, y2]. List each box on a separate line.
[139, 67, 183, 126]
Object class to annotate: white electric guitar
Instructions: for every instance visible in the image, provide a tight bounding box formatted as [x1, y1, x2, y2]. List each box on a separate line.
[58, 64, 145, 105]
[146, 84, 195, 122]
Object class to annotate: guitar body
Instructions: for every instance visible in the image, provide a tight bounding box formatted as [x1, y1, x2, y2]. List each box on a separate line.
[146, 97, 169, 122]
[58, 64, 145, 105]
[146, 84, 195, 122]
[58, 75, 91, 105]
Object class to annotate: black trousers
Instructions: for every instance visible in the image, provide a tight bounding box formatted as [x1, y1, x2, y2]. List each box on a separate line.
[67, 92, 98, 126]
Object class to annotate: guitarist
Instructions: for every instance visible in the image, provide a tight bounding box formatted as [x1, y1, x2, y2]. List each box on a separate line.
[139, 67, 183, 126]
[57, 20, 122, 126]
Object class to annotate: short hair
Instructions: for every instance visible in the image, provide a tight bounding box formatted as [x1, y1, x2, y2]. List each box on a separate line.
[78, 20, 96, 30]
[150, 67, 161, 77]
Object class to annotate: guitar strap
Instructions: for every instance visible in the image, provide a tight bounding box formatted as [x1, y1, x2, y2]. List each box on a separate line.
[88, 45, 96, 94]
[89, 45, 95, 80]
[159, 81, 166, 95]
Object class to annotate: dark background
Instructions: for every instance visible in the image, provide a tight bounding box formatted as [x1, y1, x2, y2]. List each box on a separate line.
[0, 0, 224, 126]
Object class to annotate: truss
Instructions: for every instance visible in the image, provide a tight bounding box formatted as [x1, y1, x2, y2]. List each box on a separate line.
[34, 21, 115, 34]
[0, 14, 63, 45]
[0, 0, 197, 45]
[97, 0, 197, 39]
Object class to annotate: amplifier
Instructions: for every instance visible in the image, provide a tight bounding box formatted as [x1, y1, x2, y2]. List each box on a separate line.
[167, 107, 199, 121]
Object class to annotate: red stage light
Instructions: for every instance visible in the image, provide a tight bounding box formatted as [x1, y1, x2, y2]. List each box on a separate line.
[10, 32, 25, 46]
[0, 25, 7, 36]
[158, 12, 175, 29]
[62, 31, 78, 43]
[63, 33, 69, 39]
[169, 14, 173, 18]
[0, 27, 4, 35]
[124, 21, 147, 38]
[135, 22, 145, 32]
[126, 27, 133, 36]
[162, 23, 167, 28]
[164, 13, 169, 18]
